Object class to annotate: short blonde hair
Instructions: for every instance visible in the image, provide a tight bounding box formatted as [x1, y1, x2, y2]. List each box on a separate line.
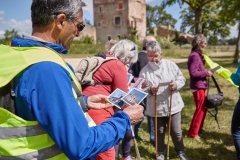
[109, 39, 138, 65]
[105, 39, 118, 53]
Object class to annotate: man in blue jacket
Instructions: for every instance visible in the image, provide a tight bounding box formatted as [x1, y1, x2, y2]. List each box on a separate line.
[7, 0, 143, 159]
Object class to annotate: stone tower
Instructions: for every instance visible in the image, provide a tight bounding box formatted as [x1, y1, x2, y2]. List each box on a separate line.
[93, 0, 146, 44]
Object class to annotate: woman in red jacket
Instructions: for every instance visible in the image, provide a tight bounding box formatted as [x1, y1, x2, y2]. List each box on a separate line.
[82, 39, 138, 160]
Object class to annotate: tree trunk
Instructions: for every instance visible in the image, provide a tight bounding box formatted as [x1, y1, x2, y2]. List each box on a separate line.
[234, 23, 240, 64]
[195, 8, 202, 34]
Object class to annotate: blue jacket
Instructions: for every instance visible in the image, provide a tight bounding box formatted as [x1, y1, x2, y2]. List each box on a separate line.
[11, 36, 131, 160]
[231, 63, 240, 87]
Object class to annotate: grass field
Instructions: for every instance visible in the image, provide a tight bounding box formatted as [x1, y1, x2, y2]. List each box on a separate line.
[65, 42, 238, 160]
[116, 50, 239, 160]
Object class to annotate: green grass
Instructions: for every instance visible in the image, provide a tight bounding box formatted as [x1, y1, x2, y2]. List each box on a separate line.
[117, 54, 238, 160]
[65, 43, 238, 159]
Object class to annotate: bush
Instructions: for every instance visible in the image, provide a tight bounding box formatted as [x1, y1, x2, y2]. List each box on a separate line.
[156, 35, 175, 49]
[78, 35, 94, 44]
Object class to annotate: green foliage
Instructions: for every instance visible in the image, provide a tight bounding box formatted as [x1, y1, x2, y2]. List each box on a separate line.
[227, 37, 238, 45]
[77, 35, 94, 44]
[172, 31, 189, 45]
[129, 28, 138, 42]
[146, 4, 177, 34]
[115, 52, 238, 160]
[68, 42, 104, 56]
[0, 29, 20, 45]
[162, 0, 218, 34]
[156, 35, 175, 49]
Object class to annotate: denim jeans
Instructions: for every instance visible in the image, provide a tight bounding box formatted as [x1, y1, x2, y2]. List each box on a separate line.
[231, 99, 240, 160]
[133, 99, 155, 143]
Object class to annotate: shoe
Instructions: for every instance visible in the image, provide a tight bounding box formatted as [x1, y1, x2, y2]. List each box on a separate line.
[199, 128, 209, 134]
[122, 156, 132, 160]
[178, 152, 189, 160]
[135, 135, 146, 141]
[193, 135, 201, 141]
[157, 153, 165, 160]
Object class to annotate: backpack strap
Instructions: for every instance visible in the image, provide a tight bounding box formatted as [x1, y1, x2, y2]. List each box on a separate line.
[207, 108, 220, 129]
[211, 75, 222, 93]
[71, 81, 89, 112]
[206, 75, 221, 129]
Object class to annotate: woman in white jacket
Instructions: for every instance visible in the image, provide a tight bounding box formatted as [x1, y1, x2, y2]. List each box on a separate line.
[139, 41, 188, 160]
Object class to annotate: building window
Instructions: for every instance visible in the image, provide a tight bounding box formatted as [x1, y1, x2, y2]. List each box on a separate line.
[118, 2, 123, 10]
[117, 35, 121, 40]
[115, 16, 121, 26]
[99, 7, 102, 13]
[97, 22, 101, 28]
[108, 36, 112, 41]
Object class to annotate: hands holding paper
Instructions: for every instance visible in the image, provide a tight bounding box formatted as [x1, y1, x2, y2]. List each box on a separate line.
[88, 94, 114, 110]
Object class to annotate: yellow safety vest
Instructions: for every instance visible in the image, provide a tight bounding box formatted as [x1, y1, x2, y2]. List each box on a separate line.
[0, 45, 95, 159]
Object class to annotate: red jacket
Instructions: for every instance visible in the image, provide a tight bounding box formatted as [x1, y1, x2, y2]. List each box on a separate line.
[82, 55, 128, 124]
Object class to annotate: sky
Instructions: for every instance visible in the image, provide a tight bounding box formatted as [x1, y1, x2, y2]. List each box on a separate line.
[0, 0, 238, 39]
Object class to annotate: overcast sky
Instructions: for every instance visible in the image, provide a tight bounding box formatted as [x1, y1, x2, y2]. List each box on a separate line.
[0, 0, 238, 39]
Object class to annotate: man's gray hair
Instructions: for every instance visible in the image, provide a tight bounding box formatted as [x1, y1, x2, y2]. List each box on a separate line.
[142, 36, 156, 48]
[146, 41, 162, 53]
[109, 39, 138, 65]
[31, 0, 86, 26]
[192, 34, 206, 49]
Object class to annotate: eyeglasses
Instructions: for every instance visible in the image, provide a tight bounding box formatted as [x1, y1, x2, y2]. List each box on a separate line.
[72, 20, 85, 32]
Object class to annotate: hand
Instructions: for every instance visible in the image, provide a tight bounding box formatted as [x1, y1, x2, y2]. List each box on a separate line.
[150, 86, 159, 95]
[142, 82, 150, 89]
[168, 81, 176, 91]
[208, 71, 213, 77]
[87, 94, 113, 110]
[123, 104, 144, 125]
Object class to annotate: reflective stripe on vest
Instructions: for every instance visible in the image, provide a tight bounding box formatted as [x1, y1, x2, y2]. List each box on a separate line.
[0, 45, 95, 159]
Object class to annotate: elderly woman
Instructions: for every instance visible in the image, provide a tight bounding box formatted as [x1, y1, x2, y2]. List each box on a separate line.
[187, 34, 213, 141]
[82, 39, 138, 160]
[139, 41, 188, 160]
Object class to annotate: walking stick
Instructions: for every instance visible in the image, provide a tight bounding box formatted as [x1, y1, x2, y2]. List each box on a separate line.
[131, 126, 141, 160]
[166, 88, 173, 160]
[154, 94, 158, 160]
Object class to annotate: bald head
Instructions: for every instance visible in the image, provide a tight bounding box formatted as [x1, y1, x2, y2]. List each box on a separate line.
[142, 36, 156, 50]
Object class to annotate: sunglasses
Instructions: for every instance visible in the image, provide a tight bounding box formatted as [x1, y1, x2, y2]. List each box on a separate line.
[72, 20, 85, 32]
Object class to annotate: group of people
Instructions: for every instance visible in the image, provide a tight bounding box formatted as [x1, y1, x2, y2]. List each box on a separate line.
[1, 0, 240, 160]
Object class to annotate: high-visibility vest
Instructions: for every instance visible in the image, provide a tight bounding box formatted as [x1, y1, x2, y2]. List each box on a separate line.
[202, 54, 238, 88]
[0, 45, 95, 159]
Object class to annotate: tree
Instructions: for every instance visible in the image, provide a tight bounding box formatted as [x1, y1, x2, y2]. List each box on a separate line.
[162, 0, 217, 34]
[146, 4, 177, 34]
[0, 29, 20, 45]
[179, 2, 230, 39]
[219, 0, 240, 63]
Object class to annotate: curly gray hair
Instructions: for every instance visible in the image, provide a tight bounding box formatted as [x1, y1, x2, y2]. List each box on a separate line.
[31, 0, 86, 26]
[192, 34, 206, 49]
[109, 39, 138, 65]
[146, 41, 162, 53]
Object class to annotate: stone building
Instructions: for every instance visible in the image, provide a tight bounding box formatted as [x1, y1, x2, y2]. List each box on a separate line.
[93, 0, 146, 44]
[153, 25, 193, 43]
[123, 93, 139, 105]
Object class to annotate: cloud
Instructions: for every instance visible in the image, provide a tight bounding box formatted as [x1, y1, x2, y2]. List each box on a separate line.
[83, 1, 93, 15]
[0, 11, 4, 15]
[0, 10, 32, 38]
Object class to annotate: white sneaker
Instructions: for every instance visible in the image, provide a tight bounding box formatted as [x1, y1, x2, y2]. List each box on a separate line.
[122, 156, 132, 160]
